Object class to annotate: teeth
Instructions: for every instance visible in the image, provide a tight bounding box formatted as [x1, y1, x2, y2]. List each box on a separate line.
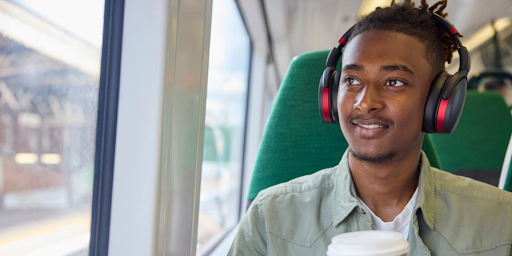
[358, 124, 383, 129]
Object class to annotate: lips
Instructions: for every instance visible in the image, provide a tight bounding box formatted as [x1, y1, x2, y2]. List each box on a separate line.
[351, 117, 391, 127]
[355, 124, 384, 129]
[349, 116, 392, 138]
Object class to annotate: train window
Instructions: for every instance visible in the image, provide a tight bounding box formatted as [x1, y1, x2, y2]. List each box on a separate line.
[197, 0, 251, 254]
[0, 0, 104, 255]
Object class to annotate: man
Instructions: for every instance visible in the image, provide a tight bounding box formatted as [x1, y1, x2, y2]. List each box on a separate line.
[228, 1, 512, 255]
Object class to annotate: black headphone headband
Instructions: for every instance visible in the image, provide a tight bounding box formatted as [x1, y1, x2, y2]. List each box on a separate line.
[325, 10, 469, 74]
[319, 8, 470, 134]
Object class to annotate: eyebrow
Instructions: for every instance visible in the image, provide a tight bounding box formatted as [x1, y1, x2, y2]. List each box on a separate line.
[381, 65, 415, 75]
[341, 64, 363, 72]
[341, 64, 415, 76]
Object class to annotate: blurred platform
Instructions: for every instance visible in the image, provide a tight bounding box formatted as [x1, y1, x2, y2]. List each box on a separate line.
[0, 207, 90, 256]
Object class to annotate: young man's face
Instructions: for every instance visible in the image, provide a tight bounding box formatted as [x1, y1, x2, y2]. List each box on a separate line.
[338, 30, 434, 163]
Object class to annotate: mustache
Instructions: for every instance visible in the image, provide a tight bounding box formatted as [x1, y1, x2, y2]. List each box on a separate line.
[348, 115, 394, 126]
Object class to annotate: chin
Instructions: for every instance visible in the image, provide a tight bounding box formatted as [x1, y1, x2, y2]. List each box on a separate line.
[348, 148, 396, 164]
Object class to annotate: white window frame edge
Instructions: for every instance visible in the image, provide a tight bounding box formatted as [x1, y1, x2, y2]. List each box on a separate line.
[108, 0, 212, 255]
[155, 0, 213, 255]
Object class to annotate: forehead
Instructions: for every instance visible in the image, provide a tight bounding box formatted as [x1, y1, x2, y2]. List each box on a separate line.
[342, 30, 429, 73]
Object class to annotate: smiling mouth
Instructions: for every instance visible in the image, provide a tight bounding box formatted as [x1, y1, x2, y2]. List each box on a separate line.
[349, 117, 392, 138]
[355, 124, 385, 129]
[350, 116, 392, 128]
[352, 122, 388, 138]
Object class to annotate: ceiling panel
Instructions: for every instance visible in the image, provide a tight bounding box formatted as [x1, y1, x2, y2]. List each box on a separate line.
[257, 0, 512, 81]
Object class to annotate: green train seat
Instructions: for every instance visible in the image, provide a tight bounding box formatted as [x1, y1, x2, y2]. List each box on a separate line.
[247, 50, 442, 202]
[430, 91, 512, 186]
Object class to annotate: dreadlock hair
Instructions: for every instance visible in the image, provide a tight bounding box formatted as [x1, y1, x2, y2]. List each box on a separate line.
[348, 0, 460, 76]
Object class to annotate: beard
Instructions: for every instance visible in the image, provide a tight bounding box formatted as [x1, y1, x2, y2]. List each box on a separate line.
[348, 147, 396, 163]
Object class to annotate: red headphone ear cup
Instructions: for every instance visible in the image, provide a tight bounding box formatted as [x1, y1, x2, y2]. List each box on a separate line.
[423, 72, 467, 134]
[329, 71, 341, 123]
[319, 68, 336, 123]
[423, 72, 450, 133]
[438, 74, 467, 133]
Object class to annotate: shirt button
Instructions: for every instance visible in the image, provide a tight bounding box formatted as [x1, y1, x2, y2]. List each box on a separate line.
[361, 209, 366, 215]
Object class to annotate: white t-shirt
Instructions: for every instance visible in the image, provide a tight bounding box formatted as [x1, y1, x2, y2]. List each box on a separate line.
[357, 188, 418, 240]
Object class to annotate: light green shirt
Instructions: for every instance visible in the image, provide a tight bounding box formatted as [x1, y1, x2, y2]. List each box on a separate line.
[229, 151, 512, 256]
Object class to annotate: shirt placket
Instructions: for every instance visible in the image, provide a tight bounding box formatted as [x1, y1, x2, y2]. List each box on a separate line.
[358, 205, 373, 230]
[408, 211, 431, 256]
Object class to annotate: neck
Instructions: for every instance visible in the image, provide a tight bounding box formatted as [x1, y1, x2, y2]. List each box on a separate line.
[349, 149, 421, 222]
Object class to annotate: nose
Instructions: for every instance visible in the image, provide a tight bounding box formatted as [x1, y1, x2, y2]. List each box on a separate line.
[354, 84, 384, 113]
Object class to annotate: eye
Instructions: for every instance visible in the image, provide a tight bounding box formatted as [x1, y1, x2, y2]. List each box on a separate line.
[344, 77, 362, 85]
[385, 79, 406, 87]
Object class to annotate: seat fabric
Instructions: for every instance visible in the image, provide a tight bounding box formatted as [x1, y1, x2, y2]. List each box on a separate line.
[430, 91, 512, 186]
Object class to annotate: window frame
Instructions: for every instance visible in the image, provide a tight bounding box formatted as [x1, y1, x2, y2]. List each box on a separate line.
[89, 0, 125, 255]
[198, 0, 254, 254]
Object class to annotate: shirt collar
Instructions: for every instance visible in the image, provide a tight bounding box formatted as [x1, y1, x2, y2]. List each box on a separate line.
[415, 151, 436, 230]
[332, 150, 436, 230]
[332, 150, 360, 226]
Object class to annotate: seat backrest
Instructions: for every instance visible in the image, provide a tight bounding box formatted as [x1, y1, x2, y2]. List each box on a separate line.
[430, 91, 512, 186]
[247, 50, 442, 200]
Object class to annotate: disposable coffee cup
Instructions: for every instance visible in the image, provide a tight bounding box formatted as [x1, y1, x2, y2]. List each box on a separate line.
[326, 230, 409, 256]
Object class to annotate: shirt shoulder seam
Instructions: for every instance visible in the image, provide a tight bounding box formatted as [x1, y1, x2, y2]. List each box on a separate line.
[435, 187, 512, 204]
[257, 184, 334, 202]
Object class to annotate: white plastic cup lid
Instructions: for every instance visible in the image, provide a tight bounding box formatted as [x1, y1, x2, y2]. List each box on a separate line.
[326, 231, 409, 256]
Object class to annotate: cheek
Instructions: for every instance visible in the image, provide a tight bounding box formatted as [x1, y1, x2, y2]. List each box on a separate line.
[337, 89, 352, 118]
[417, 86, 431, 120]
[337, 89, 352, 130]
[393, 95, 426, 129]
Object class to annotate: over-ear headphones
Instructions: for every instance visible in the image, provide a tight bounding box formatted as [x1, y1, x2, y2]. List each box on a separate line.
[318, 9, 470, 134]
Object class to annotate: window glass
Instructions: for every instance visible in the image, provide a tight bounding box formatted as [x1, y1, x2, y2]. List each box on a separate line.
[197, 0, 251, 254]
[0, 0, 104, 255]
[471, 23, 512, 107]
